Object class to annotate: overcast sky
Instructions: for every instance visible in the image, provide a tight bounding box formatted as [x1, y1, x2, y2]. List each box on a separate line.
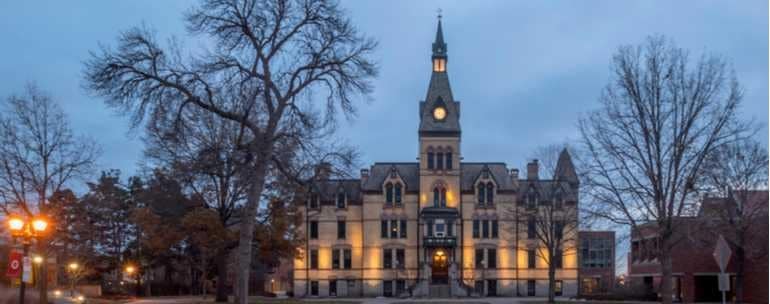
[0, 1, 767, 272]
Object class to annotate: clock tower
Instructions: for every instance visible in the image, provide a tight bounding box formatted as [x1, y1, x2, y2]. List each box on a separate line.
[418, 16, 462, 287]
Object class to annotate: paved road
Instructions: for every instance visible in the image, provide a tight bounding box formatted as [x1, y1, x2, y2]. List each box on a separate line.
[124, 296, 211, 304]
[123, 296, 553, 304]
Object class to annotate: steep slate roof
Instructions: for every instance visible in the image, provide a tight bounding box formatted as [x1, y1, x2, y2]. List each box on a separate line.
[460, 163, 515, 192]
[310, 179, 362, 205]
[517, 179, 578, 203]
[361, 163, 420, 193]
[554, 148, 579, 184]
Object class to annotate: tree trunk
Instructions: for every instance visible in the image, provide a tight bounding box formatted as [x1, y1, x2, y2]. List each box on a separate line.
[145, 272, 152, 297]
[215, 252, 228, 302]
[235, 161, 269, 304]
[659, 244, 673, 304]
[548, 261, 556, 304]
[200, 256, 207, 298]
[735, 246, 745, 304]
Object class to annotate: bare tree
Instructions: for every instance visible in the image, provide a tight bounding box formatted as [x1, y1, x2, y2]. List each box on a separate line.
[143, 107, 248, 301]
[579, 35, 748, 304]
[0, 84, 99, 304]
[83, 0, 377, 302]
[701, 138, 768, 304]
[508, 145, 579, 303]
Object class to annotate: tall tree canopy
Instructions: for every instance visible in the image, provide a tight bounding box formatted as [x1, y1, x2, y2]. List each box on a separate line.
[84, 1, 377, 301]
[580, 35, 749, 304]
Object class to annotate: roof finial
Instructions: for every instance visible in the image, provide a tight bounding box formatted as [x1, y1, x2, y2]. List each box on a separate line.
[437, 8, 442, 20]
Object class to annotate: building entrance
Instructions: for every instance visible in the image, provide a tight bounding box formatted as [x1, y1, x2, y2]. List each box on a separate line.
[431, 249, 449, 284]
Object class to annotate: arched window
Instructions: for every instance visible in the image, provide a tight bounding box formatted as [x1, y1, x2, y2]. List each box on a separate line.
[477, 183, 485, 204]
[445, 151, 453, 170]
[337, 190, 346, 209]
[436, 152, 444, 170]
[427, 149, 435, 170]
[486, 183, 494, 204]
[385, 183, 393, 204]
[440, 188, 447, 207]
[433, 188, 440, 207]
[394, 183, 402, 204]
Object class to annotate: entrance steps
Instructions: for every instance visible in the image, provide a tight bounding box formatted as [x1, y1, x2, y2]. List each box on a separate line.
[429, 284, 450, 297]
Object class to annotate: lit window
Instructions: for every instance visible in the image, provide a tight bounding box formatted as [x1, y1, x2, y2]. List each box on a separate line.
[433, 58, 446, 72]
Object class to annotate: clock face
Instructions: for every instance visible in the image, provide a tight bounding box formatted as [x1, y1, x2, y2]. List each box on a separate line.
[433, 106, 447, 120]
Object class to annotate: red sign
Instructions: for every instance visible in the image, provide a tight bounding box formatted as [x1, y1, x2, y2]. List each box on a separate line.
[6, 250, 22, 278]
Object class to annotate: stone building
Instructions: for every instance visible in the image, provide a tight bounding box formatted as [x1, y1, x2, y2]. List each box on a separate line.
[293, 18, 580, 298]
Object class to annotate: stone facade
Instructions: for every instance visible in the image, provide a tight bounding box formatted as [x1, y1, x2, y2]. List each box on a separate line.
[293, 19, 580, 298]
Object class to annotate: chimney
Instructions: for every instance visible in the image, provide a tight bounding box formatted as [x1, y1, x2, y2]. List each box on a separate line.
[527, 159, 539, 180]
[360, 168, 370, 186]
[510, 168, 519, 188]
[314, 162, 332, 180]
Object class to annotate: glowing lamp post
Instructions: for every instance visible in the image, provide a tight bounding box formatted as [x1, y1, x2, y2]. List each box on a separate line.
[6, 215, 49, 304]
[124, 264, 140, 295]
[67, 262, 81, 296]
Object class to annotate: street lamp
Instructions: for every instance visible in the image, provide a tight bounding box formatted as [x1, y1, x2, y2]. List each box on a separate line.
[67, 262, 83, 297]
[6, 215, 49, 304]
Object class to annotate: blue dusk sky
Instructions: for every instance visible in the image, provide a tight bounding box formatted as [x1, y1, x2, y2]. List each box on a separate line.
[0, 1, 766, 178]
[0, 1, 767, 271]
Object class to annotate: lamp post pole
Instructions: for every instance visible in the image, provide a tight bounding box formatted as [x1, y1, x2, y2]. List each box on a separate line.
[7, 216, 49, 304]
[19, 243, 29, 304]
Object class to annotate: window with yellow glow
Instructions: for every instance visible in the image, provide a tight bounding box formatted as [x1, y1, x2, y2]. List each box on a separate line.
[433, 58, 446, 72]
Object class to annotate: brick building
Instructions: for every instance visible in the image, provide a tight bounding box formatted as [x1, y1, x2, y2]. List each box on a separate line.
[578, 231, 615, 296]
[293, 18, 583, 298]
[628, 191, 768, 303]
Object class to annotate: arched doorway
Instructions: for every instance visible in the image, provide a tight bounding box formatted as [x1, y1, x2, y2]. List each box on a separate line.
[431, 249, 449, 284]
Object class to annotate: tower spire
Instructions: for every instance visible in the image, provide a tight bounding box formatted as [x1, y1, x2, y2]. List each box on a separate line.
[432, 11, 447, 60]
